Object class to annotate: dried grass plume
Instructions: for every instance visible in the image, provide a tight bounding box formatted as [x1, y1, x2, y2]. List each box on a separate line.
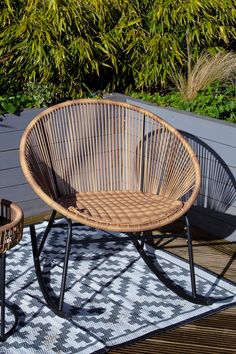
[172, 51, 236, 100]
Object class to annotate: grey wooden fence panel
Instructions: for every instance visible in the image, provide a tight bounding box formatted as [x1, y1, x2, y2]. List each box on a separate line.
[0, 167, 26, 189]
[0, 108, 50, 218]
[0, 131, 25, 151]
[0, 183, 38, 202]
[0, 108, 43, 133]
[105, 93, 236, 242]
[0, 150, 21, 170]
[19, 199, 50, 218]
[0, 168, 26, 188]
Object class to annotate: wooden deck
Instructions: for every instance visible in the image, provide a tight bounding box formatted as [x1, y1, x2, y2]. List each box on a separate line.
[110, 229, 236, 354]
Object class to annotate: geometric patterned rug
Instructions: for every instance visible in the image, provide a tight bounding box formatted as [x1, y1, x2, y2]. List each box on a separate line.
[1, 221, 236, 353]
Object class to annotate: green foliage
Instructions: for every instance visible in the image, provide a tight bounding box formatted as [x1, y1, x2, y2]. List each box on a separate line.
[0, 81, 74, 115]
[0, 0, 235, 95]
[131, 83, 236, 123]
[22, 82, 63, 107]
[0, 93, 33, 114]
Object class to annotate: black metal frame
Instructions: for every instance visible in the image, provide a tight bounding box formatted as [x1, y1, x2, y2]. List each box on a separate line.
[30, 211, 215, 318]
[0, 253, 19, 342]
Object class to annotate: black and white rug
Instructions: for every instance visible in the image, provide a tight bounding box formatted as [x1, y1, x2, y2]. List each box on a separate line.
[1, 221, 236, 353]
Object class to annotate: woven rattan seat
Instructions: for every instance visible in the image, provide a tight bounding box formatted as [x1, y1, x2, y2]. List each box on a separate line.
[62, 191, 183, 231]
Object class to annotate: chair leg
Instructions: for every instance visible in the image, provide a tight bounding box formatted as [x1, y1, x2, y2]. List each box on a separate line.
[59, 218, 72, 311]
[184, 214, 197, 299]
[0, 253, 6, 339]
[30, 212, 73, 318]
[0, 253, 18, 342]
[38, 210, 57, 256]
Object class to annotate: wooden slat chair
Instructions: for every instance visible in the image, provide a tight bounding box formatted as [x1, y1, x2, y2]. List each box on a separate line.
[20, 99, 212, 317]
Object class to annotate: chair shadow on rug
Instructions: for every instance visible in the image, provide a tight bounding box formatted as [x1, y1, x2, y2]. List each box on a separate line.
[20, 99, 223, 317]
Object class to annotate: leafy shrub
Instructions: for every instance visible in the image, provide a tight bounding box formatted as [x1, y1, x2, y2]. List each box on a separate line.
[131, 83, 236, 123]
[0, 0, 235, 95]
[0, 93, 34, 114]
[0, 81, 61, 115]
[22, 82, 63, 107]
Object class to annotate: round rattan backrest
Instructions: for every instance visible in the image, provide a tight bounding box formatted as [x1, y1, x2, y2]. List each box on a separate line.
[0, 199, 24, 253]
[20, 99, 200, 226]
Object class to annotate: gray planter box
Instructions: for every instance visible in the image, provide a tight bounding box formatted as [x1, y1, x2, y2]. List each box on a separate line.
[1, 97, 235, 242]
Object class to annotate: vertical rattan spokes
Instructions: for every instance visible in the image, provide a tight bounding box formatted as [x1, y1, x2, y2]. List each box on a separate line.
[20, 99, 200, 231]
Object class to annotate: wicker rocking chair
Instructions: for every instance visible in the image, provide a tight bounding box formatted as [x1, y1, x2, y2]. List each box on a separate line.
[20, 99, 213, 317]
